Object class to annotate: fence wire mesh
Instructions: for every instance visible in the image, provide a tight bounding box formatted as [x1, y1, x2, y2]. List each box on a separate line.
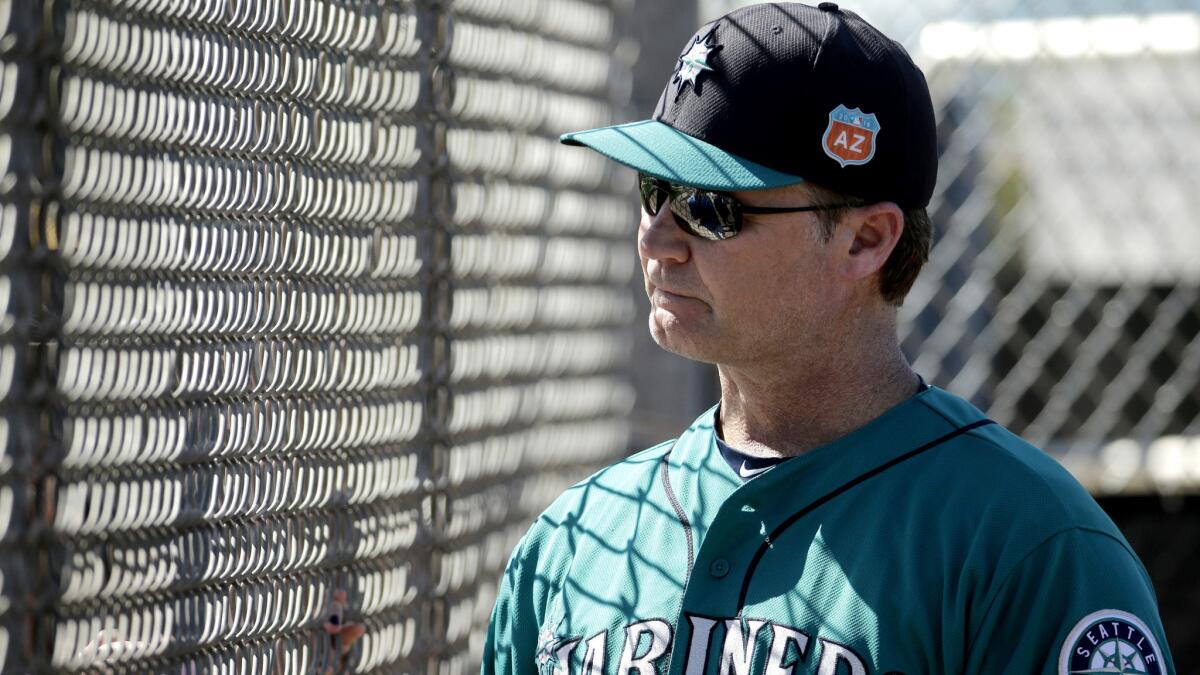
[0, 0, 636, 672]
[902, 27, 1200, 498]
[3, 0, 1198, 671]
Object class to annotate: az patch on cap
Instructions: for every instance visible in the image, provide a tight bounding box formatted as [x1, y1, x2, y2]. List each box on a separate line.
[822, 104, 880, 167]
[1058, 610, 1164, 675]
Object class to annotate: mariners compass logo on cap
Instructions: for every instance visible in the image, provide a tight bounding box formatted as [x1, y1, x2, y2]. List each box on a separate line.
[561, 3, 939, 209]
[671, 26, 721, 99]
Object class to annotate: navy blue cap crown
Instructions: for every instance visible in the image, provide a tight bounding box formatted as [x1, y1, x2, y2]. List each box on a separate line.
[653, 2, 937, 209]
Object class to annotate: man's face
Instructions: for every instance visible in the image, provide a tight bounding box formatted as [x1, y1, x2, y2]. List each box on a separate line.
[638, 183, 850, 368]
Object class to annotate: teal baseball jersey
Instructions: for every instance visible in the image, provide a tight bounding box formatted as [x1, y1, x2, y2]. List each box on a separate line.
[482, 386, 1174, 675]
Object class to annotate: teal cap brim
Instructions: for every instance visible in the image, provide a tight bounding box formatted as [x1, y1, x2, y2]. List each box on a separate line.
[560, 119, 804, 191]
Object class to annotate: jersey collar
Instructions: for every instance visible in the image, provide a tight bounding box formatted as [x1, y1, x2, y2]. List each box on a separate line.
[664, 387, 990, 548]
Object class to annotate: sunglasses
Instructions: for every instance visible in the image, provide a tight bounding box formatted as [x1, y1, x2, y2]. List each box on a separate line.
[637, 172, 852, 240]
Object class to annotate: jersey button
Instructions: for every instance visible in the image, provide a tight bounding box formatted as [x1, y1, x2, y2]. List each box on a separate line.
[818, 2, 840, 11]
[709, 558, 730, 578]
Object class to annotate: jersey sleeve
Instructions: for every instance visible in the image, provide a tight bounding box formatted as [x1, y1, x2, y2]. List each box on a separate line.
[482, 528, 541, 675]
[964, 527, 1175, 675]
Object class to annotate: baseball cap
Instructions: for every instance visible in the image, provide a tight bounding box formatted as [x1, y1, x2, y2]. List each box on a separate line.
[560, 2, 937, 210]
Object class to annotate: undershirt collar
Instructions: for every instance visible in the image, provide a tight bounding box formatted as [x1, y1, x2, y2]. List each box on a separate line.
[716, 374, 931, 481]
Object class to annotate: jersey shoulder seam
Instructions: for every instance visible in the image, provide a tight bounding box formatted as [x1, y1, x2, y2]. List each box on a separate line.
[966, 525, 1147, 649]
[918, 401, 1085, 522]
[532, 437, 678, 529]
[630, 437, 679, 460]
[915, 393, 989, 430]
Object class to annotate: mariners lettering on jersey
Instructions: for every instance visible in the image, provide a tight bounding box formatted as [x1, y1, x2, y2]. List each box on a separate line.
[1058, 610, 1164, 675]
[539, 614, 873, 675]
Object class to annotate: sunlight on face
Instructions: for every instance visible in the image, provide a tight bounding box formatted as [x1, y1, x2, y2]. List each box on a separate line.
[638, 183, 845, 368]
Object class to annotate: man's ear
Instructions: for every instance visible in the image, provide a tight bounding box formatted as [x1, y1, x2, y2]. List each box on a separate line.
[837, 202, 904, 282]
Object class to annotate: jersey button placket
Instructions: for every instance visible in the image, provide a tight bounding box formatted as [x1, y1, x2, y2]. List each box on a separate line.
[708, 558, 730, 578]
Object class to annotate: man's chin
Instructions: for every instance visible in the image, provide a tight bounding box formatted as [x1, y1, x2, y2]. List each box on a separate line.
[648, 314, 720, 364]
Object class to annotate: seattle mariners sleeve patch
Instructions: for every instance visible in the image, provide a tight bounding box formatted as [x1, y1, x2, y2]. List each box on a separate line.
[1058, 610, 1164, 675]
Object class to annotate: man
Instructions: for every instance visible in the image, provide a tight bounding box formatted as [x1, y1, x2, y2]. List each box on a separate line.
[483, 3, 1175, 674]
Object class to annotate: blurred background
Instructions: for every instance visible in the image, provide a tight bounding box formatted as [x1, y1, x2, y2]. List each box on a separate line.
[0, 0, 1195, 672]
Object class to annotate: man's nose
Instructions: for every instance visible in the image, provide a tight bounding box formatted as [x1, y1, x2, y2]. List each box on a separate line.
[637, 205, 690, 264]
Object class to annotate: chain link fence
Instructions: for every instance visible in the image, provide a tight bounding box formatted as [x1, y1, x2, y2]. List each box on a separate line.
[900, 13, 1200, 495]
[2, 0, 1196, 671]
[0, 0, 636, 671]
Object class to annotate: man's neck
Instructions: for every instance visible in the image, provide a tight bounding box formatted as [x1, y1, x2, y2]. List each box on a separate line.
[717, 327, 919, 459]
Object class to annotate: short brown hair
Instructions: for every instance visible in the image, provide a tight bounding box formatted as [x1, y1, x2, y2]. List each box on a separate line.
[805, 184, 932, 306]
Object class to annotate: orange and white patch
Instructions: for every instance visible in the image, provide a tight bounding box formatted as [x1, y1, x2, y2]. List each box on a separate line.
[822, 104, 880, 167]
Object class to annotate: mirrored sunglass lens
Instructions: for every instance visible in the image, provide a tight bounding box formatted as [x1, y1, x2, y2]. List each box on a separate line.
[669, 190, 739, 240]
[638, 175, 667, 215]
